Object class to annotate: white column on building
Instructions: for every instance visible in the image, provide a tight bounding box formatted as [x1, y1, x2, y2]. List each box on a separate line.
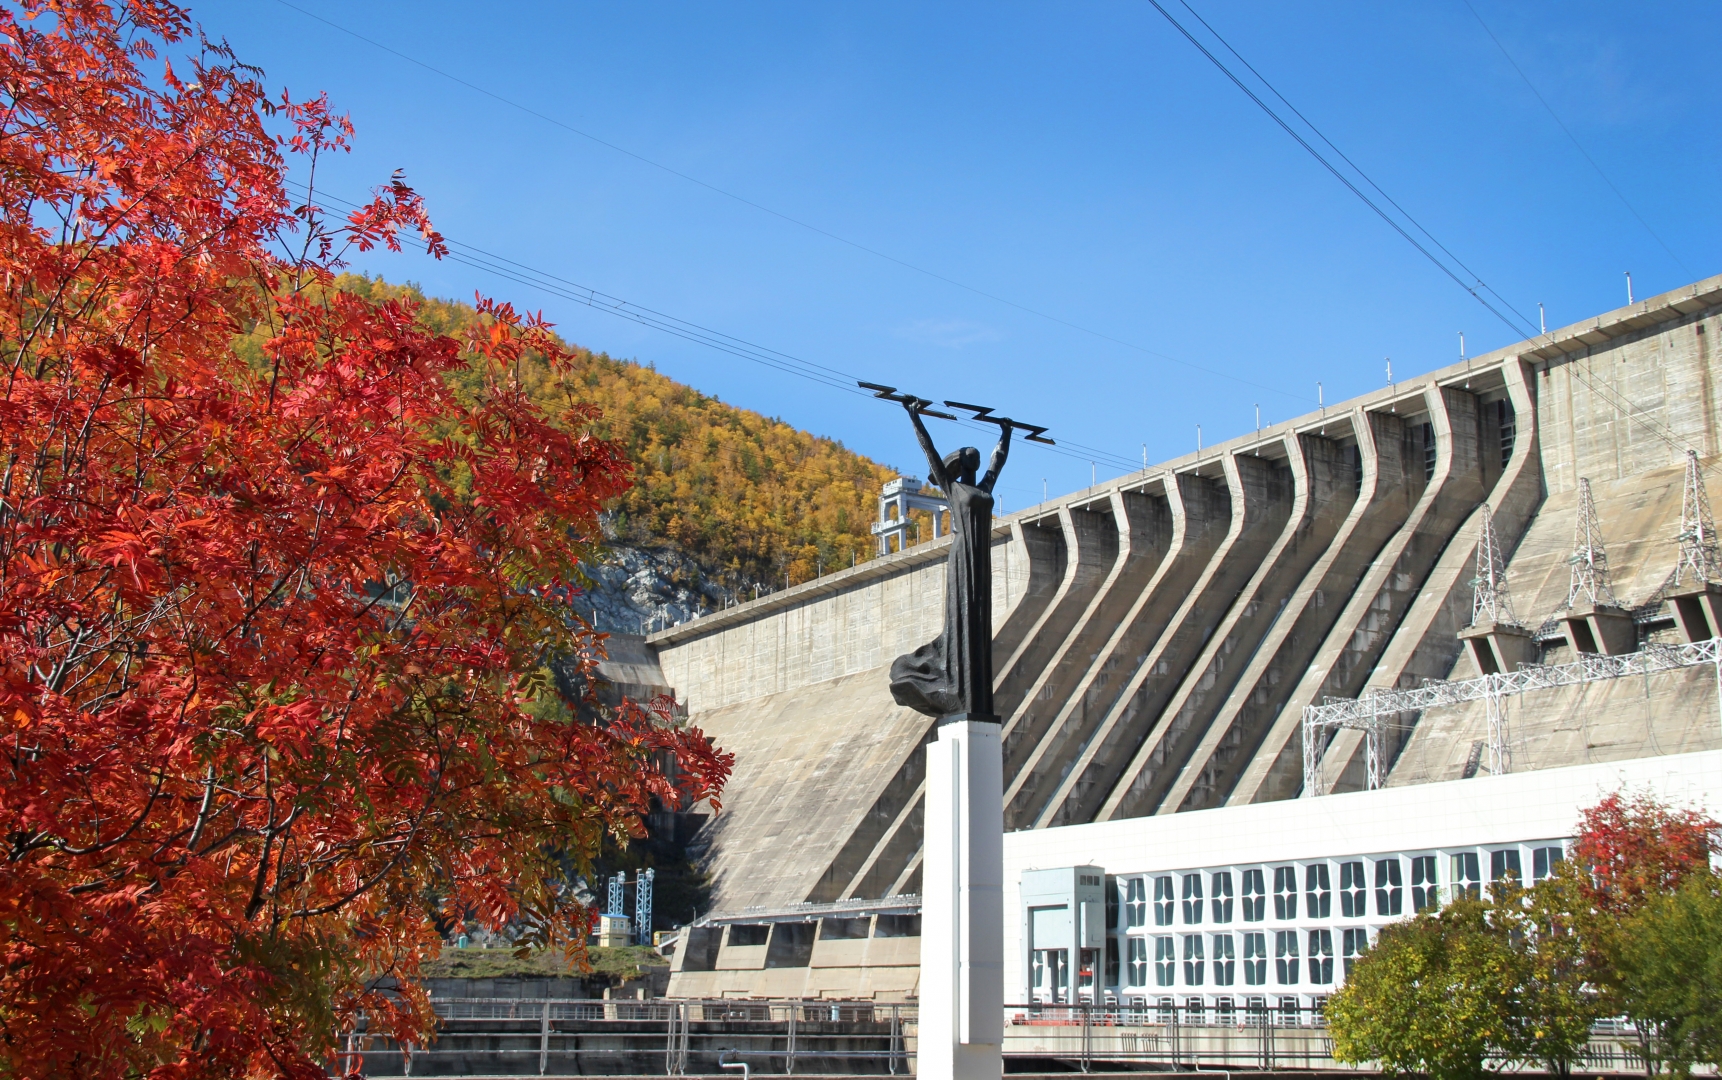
[919, 717, 1004, 1080]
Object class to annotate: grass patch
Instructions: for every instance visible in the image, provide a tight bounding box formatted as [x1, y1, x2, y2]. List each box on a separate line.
[420, 945, 664, 981]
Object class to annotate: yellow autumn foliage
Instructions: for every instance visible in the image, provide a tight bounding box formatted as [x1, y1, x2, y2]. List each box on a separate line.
[330, 275, 897, 588]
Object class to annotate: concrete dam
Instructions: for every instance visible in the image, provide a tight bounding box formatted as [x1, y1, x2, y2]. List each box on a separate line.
[642, 273, 1722, 1001]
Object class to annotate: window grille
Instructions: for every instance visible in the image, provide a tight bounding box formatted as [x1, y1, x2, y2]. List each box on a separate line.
[1422, 421, 1437, 481]
[1183, 934, 1205, 986]
[1339, 860, 1366, 917]
[1242, 868, 1266, 922]
[1305, 863, 1332, 919]
[1215, 996, 1236, 1025]
[1153, 875, 1174, 926]
[1273, 866, 1297, 920]
[1278, 995, 1301, 1026]
[1451, 851, 1481, 900]
[1498, 399, 1515, 468]
[1126, 877, 1147, 928]
[1308, 929, 1333, 985]
[1342, 928, 1368, 977]
[1532, 845, 1564, 883]
[1211, 871, 1234, 923]
[1274, 929, 1299, 985]
[1106, 936, 1120, 986]
[1128, 936, 1148, 986]
[1182, 873, 1204, 924]
[1243, 932, 1267, 985]
[1155, 936, 1176, 986]
[1375, 858, 1403, 915]
[1411, 855, 1439, 911]
[1246, 995, 1268, 1025]
[1212, 933, 1235, 986]
[1489, 848, 1522, 886]
[1184, 995, 1206, 1025]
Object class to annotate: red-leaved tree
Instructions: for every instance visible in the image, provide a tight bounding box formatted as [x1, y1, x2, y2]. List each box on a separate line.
[1570, 791, 1720, 918]
[0, 2, 730, 1076]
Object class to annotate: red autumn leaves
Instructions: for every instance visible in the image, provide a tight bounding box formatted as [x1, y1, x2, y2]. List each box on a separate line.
[0, 2, 729, 1076]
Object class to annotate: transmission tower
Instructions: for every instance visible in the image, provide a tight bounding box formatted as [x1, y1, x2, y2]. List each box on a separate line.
[607, 872, 626, 917]
[1470, 504, 1518, 625]
[1675, 450, 1720, 587]
[634, 868, 655, 945]
[1566, 478, 1617, 608]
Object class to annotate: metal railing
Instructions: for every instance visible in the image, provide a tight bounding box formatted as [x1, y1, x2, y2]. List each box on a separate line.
[332, 997, 1700, 1077]
[336, 997, 912, 1077]
[1004, 1001, 1704, 1075]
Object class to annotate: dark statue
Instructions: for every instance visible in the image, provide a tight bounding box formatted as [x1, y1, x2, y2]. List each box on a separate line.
[860, 384, 1051, 721]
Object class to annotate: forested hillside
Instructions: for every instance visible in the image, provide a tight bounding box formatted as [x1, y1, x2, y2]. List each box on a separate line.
[324, 276, 897, 613]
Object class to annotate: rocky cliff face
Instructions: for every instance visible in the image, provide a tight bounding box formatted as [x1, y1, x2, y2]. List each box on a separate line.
[580, 543, 721, 636]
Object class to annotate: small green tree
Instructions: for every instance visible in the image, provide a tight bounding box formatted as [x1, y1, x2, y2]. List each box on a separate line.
[1492, 876, 1603, 1078]
[1327, 896, 1519, 1080]
[1613, 870, 1722, 1077]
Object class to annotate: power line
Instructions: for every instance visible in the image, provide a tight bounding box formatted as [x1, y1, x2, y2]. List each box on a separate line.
[284, 180, 1148, 477]
[266, 0, 1309, 406]
[1149, 0, 1540, 342]
[1460, 0, 1694, 279]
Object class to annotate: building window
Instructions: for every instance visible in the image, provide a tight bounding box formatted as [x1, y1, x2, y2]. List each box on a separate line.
[1183, 934, 1205, 986]
[1273, 866, 1297, 920]
[1212, 933, 1235, 986]
[1308, 929, 1334, 985]
[1242, 868, 1266, 922]
[1157, 996, 1175, 1024]
[1411, 855, 1439, 911]
[1154, 876, 1175, 926]
[1211, 871, 1234, 923]
[1278, 995, 1301, 1027]
[1126, 877, 1147, 928]
[1375, 858, 1403, 916]
[1184, 996, 1206, 1025]
[1107, 876, 1120, 930]
[1305, 863, 1332, 919]
[1106, 936, 1121, 986]
[1274, 930, 1299, 984]
[1490, 848, 1523, 886]
[1339, 861, 1366, 917]
[1246, 995, 1268, 1025]
[1498, 399, 1515, 469]
[1533, 845, 1564, 883]
[1452, 852, 1481, 900]
[1422, 421, 1437, 481]
[1182, 873, 1204, 924]
[1215, 996, 1236, 1025]
[1243, 932, 1267, 985]
[1128, 936, 1148, 986]
[1155, 936, 1176, 986]
[1342, 928, 1368, 978]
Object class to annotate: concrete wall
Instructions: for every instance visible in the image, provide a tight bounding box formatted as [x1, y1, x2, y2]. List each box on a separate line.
[655, 528, 1038, 714]
[654, 272, 1722, 968]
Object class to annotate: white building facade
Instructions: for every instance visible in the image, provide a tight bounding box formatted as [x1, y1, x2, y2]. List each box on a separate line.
[1004, 749, 1721, 1017]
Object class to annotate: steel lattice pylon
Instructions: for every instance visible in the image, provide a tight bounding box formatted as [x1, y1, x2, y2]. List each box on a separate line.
[1567, 477, 1617, 608]
[1675, 449, 1720, 587]
[1470, 503, 1518, 626]
[1301, 638, 1722, 796]
[607, 872, 625, 917]
[634, 868, 654, 945]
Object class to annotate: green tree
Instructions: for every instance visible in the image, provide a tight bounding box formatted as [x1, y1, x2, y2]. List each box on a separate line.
[1613, 870, 1722, 1077]
[1491, 877, 1603, 1077]
[1327, 896, 1519, 1080]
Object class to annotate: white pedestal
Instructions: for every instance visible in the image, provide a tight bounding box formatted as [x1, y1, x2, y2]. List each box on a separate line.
[918, 717, 1004, 1080]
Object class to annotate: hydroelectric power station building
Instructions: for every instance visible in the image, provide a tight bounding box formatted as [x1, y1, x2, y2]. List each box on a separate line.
[639, 275, 1722, 1014]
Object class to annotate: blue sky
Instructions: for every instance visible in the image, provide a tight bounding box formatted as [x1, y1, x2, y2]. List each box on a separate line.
[198, 1, 1716, 506]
